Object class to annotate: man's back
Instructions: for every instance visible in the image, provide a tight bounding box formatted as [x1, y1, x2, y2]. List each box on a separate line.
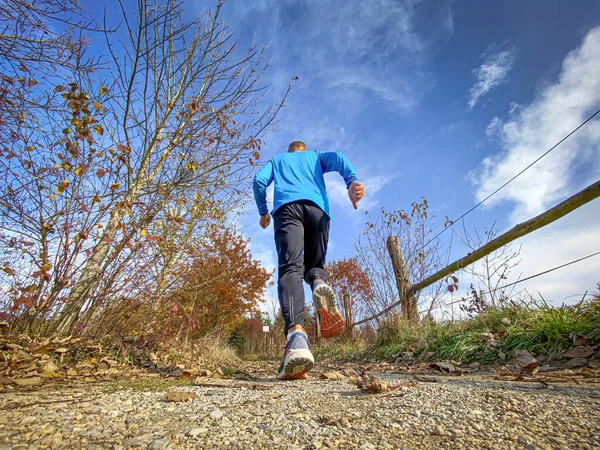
[253, 150, 358, 218]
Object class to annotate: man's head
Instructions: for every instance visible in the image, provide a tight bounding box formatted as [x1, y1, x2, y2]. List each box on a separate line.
[288, 141, 306, 152]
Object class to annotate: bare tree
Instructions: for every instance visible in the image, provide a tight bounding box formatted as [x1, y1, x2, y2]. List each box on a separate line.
[354, 199, 447, 323]
[455, 221, 522, 315]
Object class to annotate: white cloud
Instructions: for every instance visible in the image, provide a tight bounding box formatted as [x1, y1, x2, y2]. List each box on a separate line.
[485, 116, 503, 138]
[227, 0, 454, 111]
[472, 27, 600, 223]
[468, 45, 517, 109]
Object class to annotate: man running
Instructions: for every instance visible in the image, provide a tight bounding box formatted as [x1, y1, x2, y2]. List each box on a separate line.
[253, 141, 365, 380]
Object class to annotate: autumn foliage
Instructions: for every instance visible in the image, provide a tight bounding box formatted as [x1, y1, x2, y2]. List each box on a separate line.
[325, 257, 374, 326]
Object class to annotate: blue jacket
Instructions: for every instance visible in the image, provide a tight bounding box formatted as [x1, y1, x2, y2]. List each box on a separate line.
[253, 150, 359, 218]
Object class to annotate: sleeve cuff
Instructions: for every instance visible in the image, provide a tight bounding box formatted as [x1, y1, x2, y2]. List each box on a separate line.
[345, 175, 358, 189]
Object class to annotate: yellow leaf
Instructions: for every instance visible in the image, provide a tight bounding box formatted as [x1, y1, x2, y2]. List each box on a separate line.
[42, 371, 62, 379]
[62, 163, 72, 172]
[90, 358, 97, 364]
[56, 185, 64, 194]
[41, 263, 52, 272]
[60, 179, 69, 188]
[93, 101, 103, 111]
[140, 229, 147, 237]
[92, 195, 102, 203]
[99, 86, 108, 96]
[47, 194, 57, 200]
[110, 183, 120, 190]
[93, 124, 104, 136]
[157, 220, 163, 227]
[25, 145, 35, 151]
[2, 267, 15, 276]
[74, 166, 84, 176]
[28, 78, 38, 87]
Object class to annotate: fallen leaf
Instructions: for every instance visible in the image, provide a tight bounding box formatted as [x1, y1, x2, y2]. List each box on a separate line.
[413, 375, 437, 382]
[359, 371, 388, 393]
[341, 368, 358, 377]
[165, 391, 197, 402]
[320, 371, 346, 381]
[43, 360, 59, 373]
[565, 357, 588, 368]
[41, 371, 62, 379]
[30, 342, 53, 354]
[571, 333, 593, 347]
[66, 369, 78, 376]
[564, 346, 594, 359]
[430, 361, 458, 373]
[514, 350, 539, 376]
[14, 377, 43, 386]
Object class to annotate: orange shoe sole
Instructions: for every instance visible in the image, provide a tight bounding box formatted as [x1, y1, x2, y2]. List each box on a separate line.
[317, 308, 345, 339]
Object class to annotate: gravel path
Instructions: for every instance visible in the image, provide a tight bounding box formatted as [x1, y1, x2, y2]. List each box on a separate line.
[1, 365, 599, 450]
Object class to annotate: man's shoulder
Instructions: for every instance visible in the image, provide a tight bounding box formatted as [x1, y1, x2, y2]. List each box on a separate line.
[273, 150, 319, 161]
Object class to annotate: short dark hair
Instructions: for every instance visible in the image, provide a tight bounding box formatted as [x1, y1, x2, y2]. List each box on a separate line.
[288, 141, 306, 152]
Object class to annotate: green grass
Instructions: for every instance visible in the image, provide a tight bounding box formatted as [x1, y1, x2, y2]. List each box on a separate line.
[312, 337, 368, 360]
[371, 295, 600, 364]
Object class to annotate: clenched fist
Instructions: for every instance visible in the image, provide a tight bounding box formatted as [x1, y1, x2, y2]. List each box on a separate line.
[348, 181, 365, 209]
[259, 214, 271, 229]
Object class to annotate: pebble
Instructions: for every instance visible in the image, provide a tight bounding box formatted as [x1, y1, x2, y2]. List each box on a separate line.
[209, 408, 224, 420]
[149, 438, 169, 449]
[431, 425, 445, 436]
[187, 427, 208, 437]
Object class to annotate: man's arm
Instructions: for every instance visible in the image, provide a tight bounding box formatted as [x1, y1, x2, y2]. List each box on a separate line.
[319, 151, 365, 209]
[318, 151, 358, 188]
[253, 160, 274, 226]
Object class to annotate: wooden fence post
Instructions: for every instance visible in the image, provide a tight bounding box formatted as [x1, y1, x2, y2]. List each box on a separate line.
[387, 236, 418, 321]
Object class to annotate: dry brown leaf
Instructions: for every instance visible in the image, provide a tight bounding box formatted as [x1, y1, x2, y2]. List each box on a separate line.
[196, 369, 212, 377]
[30, 342, 53, 355]
[341, 368, 358, 377]
[43, 360, 59, 373]
[359, 371, 389, 393]
[14, 377, 43, 386]
[320, 371, 346, 381]
[571, 333, 593, 347]
[514, 350, 539, 376]
[75, 361, 94, 371]
[66, 369, 78, 376]
[165, 391, 197, 402]
[564, 346, 595, 359]
[413, 375, 437, 382]
[430, 361, 462, 374]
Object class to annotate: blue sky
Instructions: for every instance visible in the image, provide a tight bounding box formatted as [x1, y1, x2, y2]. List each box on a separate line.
[182, 0, 600, 311]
